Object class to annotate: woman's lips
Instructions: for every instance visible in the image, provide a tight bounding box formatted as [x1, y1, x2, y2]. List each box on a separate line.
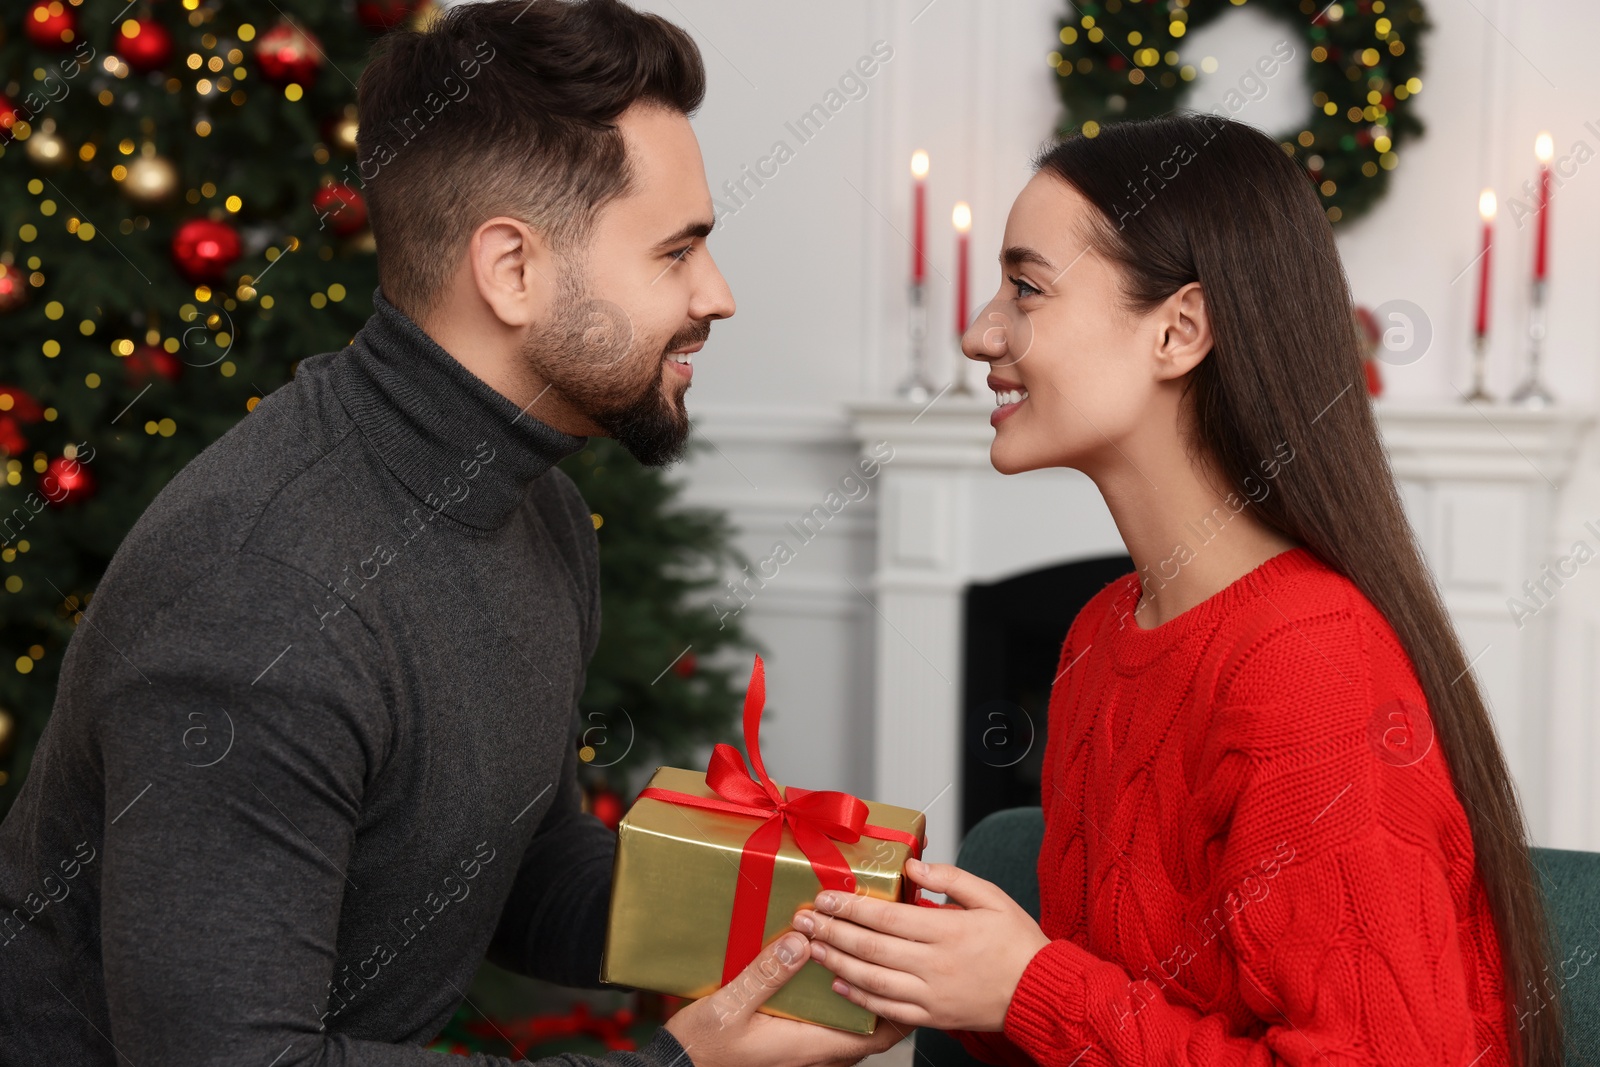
[990, 395, 1025, 426]
[989, 380, 1028, 427]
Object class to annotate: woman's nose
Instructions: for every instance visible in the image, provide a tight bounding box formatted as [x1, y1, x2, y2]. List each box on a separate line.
[962, 298, 1008, 364]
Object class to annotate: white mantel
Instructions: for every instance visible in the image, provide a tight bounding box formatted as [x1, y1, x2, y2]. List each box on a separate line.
[844, 397, 1596, 864]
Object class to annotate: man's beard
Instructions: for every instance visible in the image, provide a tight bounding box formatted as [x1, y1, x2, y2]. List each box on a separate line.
[523, 269, 709, 467]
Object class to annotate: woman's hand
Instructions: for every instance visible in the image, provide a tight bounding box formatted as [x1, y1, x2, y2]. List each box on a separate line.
[792, 858, 1050, 1032]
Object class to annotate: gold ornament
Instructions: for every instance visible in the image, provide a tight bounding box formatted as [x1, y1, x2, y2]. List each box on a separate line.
[412, 1, 444, 32]
[332, 106, 359, 153]
[0, 709, 12, 754]
[25, 121, 69, 170]
[119, 148, 179, 205]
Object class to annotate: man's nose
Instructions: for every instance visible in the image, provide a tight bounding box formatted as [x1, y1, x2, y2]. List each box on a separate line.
[693, 252, 736, 322]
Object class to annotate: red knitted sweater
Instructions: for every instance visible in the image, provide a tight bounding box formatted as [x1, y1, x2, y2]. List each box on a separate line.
[952, 547, 1513, 1066]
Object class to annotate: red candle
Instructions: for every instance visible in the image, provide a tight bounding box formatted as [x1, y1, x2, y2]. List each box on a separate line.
[910, 150, 929, 284]
[953, 201, 972, 334]
[1534, 132, 1553, 282]
[1475, 188, 1496, 338]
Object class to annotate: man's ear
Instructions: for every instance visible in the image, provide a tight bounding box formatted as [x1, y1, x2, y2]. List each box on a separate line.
[1152, 281, 1212, 382]
[469, 216, 556, 328]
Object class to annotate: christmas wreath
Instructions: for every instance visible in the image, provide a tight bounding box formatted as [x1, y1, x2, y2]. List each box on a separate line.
[1049, 0, 1430, 225]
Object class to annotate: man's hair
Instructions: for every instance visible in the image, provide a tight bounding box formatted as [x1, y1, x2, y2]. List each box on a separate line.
[354, 0, 706, 323]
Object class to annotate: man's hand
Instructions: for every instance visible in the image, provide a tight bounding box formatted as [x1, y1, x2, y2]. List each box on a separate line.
[794, 858, 1050, 1032]
[662, 931, 908, 1067]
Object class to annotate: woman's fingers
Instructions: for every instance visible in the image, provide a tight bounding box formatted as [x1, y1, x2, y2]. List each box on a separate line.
[818, 953, 934, 1029]
[904, 859, 1007, 910]
[807, 886, 947, 940]
[797, 906, 934, 971]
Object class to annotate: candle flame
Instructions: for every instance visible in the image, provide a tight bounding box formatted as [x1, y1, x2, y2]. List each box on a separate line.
[952, 201, 972, 233]
[910, 149, 929, 179]
[1478, 188, 1497, 221]
[1535, 131, 1554, 163]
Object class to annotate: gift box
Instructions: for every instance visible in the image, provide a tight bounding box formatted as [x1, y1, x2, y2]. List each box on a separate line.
[600, 657, 926, 1034]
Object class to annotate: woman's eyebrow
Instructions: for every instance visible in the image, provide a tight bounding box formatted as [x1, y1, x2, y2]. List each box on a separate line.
[1000, 245, 1058, 273]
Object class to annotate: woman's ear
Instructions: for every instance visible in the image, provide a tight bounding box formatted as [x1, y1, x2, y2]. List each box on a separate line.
[470, 216, 557, 329]
[1152, 281, 1212, 381]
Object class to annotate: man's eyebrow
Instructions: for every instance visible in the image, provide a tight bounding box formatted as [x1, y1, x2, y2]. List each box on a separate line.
[1000, 245, 1058, 273]
[652, 219, 715, 252]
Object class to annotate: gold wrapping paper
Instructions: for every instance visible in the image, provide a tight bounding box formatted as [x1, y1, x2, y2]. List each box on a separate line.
[601, 765, 927, 1034]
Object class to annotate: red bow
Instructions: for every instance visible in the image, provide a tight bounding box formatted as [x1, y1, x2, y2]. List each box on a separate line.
[637, 655, 921, 984]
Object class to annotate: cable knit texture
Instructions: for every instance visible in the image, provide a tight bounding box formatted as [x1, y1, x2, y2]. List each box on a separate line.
[951, 547, 1512, 1066]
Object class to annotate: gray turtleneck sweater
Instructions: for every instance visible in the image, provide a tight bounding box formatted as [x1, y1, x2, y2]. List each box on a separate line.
[0, 290, 687, 1067]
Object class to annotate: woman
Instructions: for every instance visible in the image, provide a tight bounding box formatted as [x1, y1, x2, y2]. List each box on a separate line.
[792, 114, 1562, 1066]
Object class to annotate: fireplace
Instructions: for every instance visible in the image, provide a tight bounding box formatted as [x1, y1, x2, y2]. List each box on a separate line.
[847, 395, 1595, 859]
[961, 554, 1133, 835]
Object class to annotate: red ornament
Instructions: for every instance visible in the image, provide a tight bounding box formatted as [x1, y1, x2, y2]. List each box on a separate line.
[41, 455, 94, 507]
[312, 182, 369, 237]
[0, 387, 43, 423]
[116, 18, 174, 73]
[0, 385, 43, 458]
[255, 21, 323, 88]
[125, 344, 184, 385]
[170, 218, 242, 283]
[464, 1003, 639, 1057]
[25, 2, 77, 51]
[0, 420, 26, 458]
[590, 788, 624, 831]
[0, 263, 28, 314]
[356, 1, 422, 31]
[0, 95, 18, 136]
[672, 651, 697, 679]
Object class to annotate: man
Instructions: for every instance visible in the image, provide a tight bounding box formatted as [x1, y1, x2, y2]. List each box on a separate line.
[0, 3, 902, 1065]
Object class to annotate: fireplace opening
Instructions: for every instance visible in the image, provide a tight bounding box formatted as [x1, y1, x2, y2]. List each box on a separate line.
[960, 554, 1133, 836]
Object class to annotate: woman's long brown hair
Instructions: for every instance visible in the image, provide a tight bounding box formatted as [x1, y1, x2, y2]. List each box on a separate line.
[1036, 113, 1561, 1065]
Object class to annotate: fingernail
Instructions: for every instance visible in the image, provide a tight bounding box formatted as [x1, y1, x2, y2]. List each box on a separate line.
[792, 911, 815, 934]
[810, 941, 827, 962]
[832, 979, 851, 996]
[776, 933, 805, 963]
[817, 892, 839, 913]
[906, 858, 925, 875]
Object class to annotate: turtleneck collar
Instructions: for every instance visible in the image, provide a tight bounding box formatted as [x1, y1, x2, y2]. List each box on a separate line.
[330, 287, 587, 531]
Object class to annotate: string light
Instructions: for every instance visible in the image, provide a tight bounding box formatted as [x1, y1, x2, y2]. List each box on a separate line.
[1049, 0, 1419, 223]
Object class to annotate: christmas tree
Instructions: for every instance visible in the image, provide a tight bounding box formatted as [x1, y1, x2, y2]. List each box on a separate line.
[561, 437, 759, 796]
[0, 1, 753, 843]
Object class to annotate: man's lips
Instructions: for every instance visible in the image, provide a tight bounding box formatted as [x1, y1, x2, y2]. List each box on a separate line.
[665, 342, 700, 380]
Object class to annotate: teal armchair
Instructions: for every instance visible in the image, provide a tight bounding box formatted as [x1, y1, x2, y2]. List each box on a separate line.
[913, 807, 1600, 1065]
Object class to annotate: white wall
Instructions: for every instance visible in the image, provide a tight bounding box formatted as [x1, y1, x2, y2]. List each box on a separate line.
[622, 0, 1600, 845]
[653, 0, 1600, 407]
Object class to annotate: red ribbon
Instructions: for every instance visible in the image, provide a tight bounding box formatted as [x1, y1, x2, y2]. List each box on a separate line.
[638, 655, 922, 984]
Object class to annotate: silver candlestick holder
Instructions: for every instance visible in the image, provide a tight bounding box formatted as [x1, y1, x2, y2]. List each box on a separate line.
[895, 281, 936, 402]
[949, 329, 974, 395]
[1510, 278, 1555, 408]
[1463, 333, 1492, 402]
[949, 365, 974, 395]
